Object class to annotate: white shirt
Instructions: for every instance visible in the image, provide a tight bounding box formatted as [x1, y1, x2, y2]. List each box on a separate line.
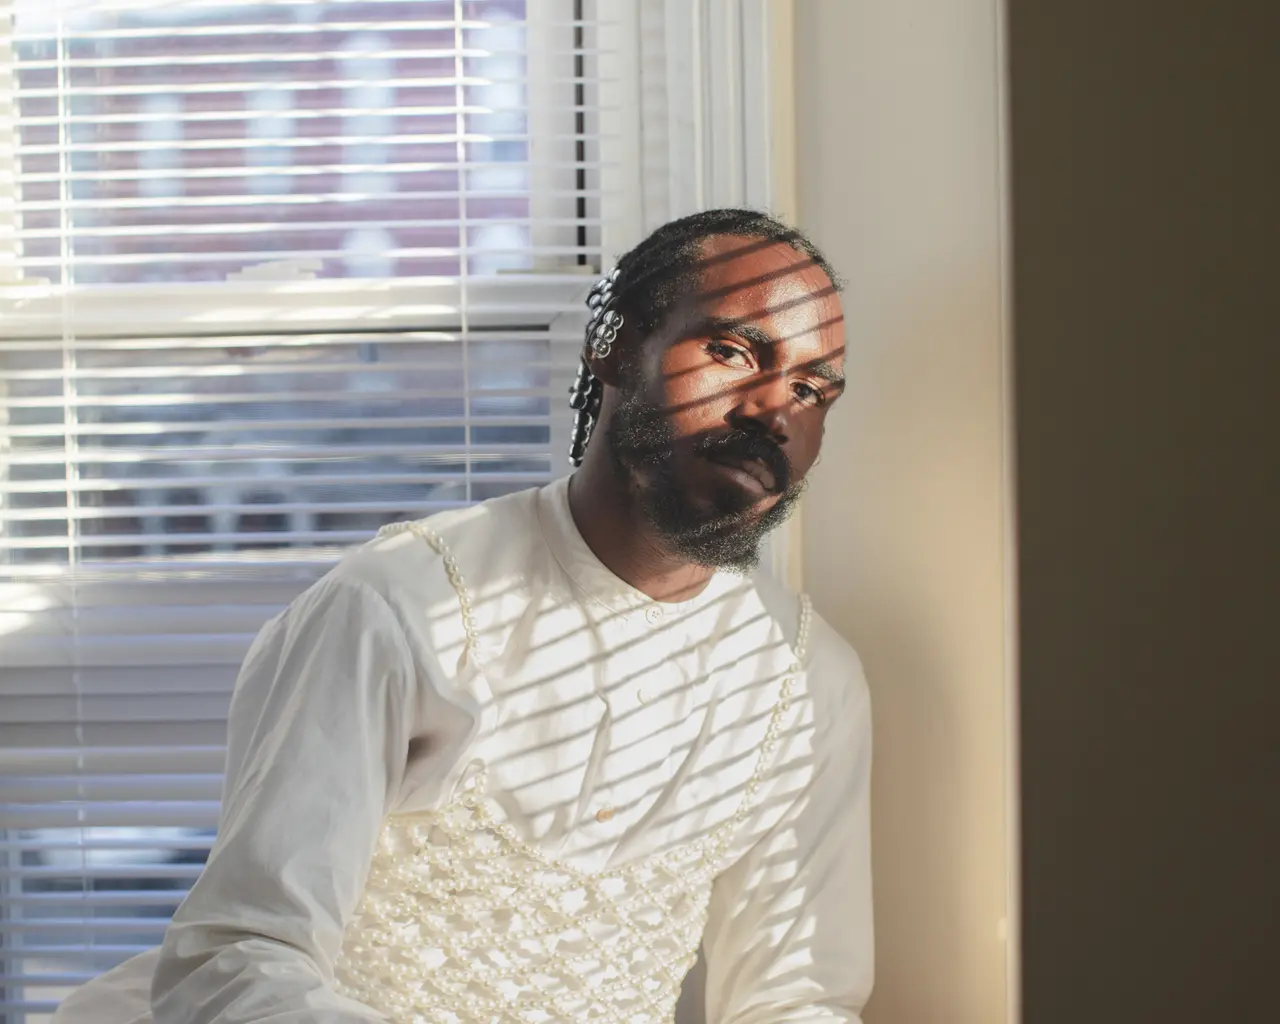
[54, 478, 873, 1024]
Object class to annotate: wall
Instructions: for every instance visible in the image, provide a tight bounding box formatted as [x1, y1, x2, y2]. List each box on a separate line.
[1008, 1, 1279, 1021]
[793, 3, 1015, 1022]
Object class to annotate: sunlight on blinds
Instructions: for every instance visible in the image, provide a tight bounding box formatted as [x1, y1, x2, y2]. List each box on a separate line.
[5, 0, 603, 283]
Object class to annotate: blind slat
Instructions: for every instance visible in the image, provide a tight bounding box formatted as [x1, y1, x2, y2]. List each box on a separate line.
[1, 497, 480, 519]
[5, 440, 549, 465]
[13, 105, 614, 127]
[3, 891, 188, 905]
[1, 635, 254, 667]
[4, 531, 408, 551]
[2, 669, 241, 699]
[12, 74, 609, 99]
[15, 244, 607, 267]
[0, 392, 558, 411]
[0, 748, 227, 776]
[3, 554, 355, 577]
[0, 803, 222, 830]
[0, 777, 224, 802]
[11, 190, 616, 215]
[12, 164, 611, 186]
[13, 18, 598, 41]
[0, 333, 564, 350]
[0, 474, 548, 496]
[15, 218, 605, 241]
[0, 911, 197, 928]
[0, 361, 552, 379]
[14, 48, 616, 71]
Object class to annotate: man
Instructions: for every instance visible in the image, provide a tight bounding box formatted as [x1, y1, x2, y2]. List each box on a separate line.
[54, 209, 873, 1024]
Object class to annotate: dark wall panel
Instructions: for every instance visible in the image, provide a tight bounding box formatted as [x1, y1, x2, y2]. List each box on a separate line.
[1008, 1, 1279, 1021]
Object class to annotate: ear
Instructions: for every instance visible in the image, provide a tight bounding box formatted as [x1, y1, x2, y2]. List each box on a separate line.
[584, 332, 627, 388]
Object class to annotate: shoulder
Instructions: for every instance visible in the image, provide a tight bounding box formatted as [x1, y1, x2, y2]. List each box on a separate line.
[806, 609, 870, 716]
[792, 607, 873, 795]
[305, 487, 546, 676]
[752, 571, 871, 731]
[329, 487, 542, 608]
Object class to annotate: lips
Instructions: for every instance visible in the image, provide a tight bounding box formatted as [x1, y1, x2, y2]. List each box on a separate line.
[695, 428, 792, 497]
[706, 453, 778, 493]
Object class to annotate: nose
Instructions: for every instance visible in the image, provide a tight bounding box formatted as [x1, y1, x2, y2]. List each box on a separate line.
[728, 375, 791, 445]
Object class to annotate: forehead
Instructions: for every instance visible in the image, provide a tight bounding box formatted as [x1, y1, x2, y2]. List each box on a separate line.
[692, 234, 845, 363]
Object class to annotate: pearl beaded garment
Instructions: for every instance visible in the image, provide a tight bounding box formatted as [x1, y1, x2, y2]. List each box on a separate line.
[332, 523, 811, 1024]
[48, 480, 872, 1024]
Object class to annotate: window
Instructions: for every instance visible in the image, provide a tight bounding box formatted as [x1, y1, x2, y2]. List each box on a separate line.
[0, 1, 765, 1018]
[0, 0, 620, 1017]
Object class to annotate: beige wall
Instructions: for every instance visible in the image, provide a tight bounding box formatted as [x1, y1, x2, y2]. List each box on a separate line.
[792, 2, 1015, 1022]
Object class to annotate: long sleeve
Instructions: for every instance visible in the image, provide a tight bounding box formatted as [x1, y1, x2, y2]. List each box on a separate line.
[700, 620, 874, 1024]
[151, 572, 422, 1023]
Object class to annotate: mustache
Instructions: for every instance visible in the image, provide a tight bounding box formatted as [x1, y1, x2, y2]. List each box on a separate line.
[695, 429, 792, 493]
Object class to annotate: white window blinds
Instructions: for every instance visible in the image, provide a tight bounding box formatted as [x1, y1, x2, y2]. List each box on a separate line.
[0, 0, 678, 1018]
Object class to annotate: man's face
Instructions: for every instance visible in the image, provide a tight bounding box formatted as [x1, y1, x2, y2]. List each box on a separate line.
[604, 235, 845, 571]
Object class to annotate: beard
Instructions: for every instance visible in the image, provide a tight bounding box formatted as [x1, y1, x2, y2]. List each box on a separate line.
[605, 389, 806, 573]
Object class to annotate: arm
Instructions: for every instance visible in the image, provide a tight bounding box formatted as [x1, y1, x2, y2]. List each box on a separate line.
[701, 625, 874, 1024]
[152, 573, 423, 1023]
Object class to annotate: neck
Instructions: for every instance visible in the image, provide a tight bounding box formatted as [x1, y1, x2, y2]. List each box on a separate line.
[567, 446, 715, 604]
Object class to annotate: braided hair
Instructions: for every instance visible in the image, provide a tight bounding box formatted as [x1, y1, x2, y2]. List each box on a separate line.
[567, 208, 841, 466]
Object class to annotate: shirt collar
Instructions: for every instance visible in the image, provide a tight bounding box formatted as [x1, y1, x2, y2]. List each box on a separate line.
[535, 474, 737, 619]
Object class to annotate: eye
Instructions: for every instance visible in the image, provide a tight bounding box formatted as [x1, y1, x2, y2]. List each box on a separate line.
[705, 339, 752, 367]
[792, 380, 827, 406]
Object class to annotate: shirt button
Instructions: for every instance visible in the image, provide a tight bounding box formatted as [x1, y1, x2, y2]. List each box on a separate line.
[595, 806, 616, 823]
[644, 606, 663, 625]
[636, 688, 649, 705]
